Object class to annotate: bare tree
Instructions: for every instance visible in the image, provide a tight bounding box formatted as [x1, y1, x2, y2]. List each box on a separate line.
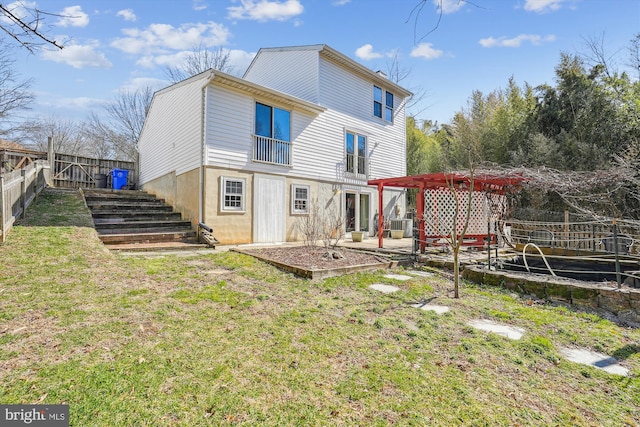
[386, 51, 429, 118]
[164, 44, 234, 83]
[0, 44, 33, 137]
[0, 1, 63, 52]
[295, 198, 345, 251]
[19, 115, 89, 155]
[82, 113, 117, 159]
[103, 86, 153, 161]
[407, 0, 482, 44]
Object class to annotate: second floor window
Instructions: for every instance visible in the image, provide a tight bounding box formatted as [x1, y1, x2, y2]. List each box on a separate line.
[373, 86, 394, 123]
[254, 102, 291, 166]
[346, 131, 367, 176]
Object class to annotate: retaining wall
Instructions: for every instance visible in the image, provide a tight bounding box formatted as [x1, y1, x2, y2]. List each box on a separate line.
[462, 265, 640, 324]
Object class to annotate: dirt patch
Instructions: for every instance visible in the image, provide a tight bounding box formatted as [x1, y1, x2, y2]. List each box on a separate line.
[239, 245, 390, 278]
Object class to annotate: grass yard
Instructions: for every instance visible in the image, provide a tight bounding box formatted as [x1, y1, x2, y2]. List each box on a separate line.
[0, 188, 639, 426]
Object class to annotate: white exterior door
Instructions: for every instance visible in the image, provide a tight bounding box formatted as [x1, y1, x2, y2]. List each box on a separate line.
[253, 174, 286, 243]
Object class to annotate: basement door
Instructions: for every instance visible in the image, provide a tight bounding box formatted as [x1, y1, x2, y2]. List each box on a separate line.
[253, 174, 286, 243]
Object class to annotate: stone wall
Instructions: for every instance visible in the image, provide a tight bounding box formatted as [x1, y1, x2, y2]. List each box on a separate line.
[462, 265, 640, 324]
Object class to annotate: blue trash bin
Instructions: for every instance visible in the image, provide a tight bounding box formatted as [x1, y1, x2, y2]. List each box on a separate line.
[111, 168, 129, 190]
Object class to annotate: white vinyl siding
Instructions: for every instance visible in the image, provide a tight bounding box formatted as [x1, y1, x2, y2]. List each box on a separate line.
[138, 75, 205, 184]
[244, 49, 320, 103]
[141, 47, 407, 190]
[234, 54, 407, 182]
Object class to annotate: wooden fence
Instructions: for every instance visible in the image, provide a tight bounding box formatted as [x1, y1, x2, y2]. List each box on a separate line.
[0, 160, 49, 243]
[52, 153, 135, 189]
[0, 147, 136, 189]
[507, 218, 640, 255]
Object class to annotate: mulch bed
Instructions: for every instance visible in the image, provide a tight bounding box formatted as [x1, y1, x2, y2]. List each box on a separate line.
[240, 245, 389, 271]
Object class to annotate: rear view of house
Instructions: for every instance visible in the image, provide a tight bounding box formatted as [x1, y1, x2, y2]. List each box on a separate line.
[137, 44, 412, 245]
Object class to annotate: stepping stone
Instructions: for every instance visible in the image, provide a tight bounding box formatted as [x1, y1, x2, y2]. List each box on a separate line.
[409, 271, 435, 278]
[559, 347, 629, 376]
[384, 274, 412, 281]
[369, 284, 400, 294]
[467, 319, 525, 340]
[412, 303, 449, 314]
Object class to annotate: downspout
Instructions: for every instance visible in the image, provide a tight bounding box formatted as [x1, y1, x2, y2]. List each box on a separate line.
[200, 71, 215, 224]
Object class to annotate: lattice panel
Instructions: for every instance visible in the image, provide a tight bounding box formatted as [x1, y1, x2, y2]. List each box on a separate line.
[423, 188, 504, 236]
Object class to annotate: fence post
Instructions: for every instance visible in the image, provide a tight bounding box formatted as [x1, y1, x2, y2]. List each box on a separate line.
[20, 169, 26, 219]
[613, 219, 622, 289]
[0, 174, 5, 244]
[47, 136, 55, 187]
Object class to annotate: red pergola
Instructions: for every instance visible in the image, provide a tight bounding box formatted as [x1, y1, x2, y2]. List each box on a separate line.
[367, 172, 525, 250]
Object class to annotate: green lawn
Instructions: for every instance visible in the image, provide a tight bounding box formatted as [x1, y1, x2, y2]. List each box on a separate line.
[1, 188, 638, 426]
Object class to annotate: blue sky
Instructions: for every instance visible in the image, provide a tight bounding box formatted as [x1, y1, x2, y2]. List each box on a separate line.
[5, 0, 640, 127]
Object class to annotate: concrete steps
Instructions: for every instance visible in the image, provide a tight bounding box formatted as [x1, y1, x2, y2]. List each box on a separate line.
[83, 188, 203, 250]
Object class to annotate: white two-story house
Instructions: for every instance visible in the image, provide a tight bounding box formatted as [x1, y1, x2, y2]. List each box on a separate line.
[137, 44, 412, 245]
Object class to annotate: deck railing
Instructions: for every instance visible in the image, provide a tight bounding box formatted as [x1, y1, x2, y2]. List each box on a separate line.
[345, 153, 367, 177]
[253, 135, 291, 166]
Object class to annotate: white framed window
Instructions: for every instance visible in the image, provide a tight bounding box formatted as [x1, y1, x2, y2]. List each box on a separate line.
[345, 131, 367, 176]
[373, 85, 394, 123]
[221, 177, 246, 212]
[291, 184, 310, 214]
[254, 102, 292, 166]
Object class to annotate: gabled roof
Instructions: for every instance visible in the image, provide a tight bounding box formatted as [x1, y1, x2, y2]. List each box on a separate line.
[153, 68, 327, 115]
[244, 44, 413, 99]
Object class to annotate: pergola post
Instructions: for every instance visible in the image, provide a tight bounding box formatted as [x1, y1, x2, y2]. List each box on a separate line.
[377, 183, 384, 248]
[417, 182, 425, 253]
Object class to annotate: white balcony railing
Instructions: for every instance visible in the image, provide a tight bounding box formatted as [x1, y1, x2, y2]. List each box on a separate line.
[253, 135, 291, 166]
[346, 153, 368, 178]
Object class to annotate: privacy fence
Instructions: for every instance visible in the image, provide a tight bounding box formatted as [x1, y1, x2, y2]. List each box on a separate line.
[0, 144, 136, 242]
[0, 160, 49, 243]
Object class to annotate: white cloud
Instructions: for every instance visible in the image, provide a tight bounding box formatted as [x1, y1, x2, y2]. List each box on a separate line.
[45, 96, 108, 110]
[479, 34, 556, 48]
[193, 0, 208, 11]
[227, 49, 256, 75]
[136, 51, 191, 69]
[0, 1, 37, 25]
[56, 5, 89, 27]
[111, 22, 231, 55]
[524, 0, 567, 13]
[40, 40, 111, 68]
[116, 9, 136, 22]
[410, 42, 443, 60]
[136, 48, 255, 76]
[355, 44, 383, 60]
[227, 0, 303, 22]
[433, 0, 465, 14]
[333, 0, 350, 5]
[118, 77, 168, 94]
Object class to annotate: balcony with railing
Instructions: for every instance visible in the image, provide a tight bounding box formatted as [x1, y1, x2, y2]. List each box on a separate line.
[253, 135, 291, 167]
[346, 153, 368, 179]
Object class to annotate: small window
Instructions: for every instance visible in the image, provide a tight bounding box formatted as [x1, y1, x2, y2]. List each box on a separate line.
[291, 184, 310, 214]
[373, 85, 394, 123]
[385, 91, 394, 122]
[221, 177, 245, 212]
[373, 86, 382, 119]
